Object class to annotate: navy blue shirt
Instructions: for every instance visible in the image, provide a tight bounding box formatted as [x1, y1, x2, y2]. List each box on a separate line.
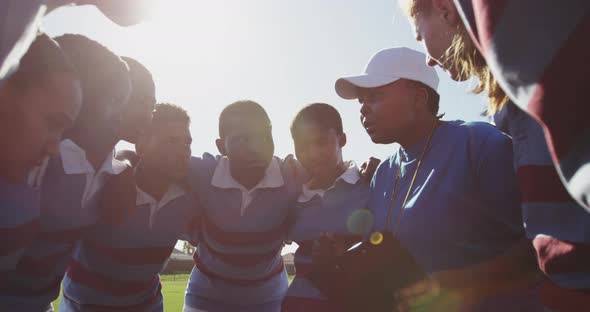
[370, 121, 524, 273]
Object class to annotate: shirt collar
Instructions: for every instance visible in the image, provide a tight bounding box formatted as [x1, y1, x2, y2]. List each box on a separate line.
[136, 183, 186, 229]
[399, 121, 443, 162]
[60, 139, 127, 176]
[211, 156, 284, 191]
[298, 161, 360, 203]
[136, 183, 186, 207]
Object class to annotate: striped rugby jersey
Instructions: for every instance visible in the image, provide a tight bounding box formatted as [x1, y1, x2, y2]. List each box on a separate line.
[0, 140, 126, 311]
[282, 162, 371, 312]
[59, 180, 199, 311]
[454, 0, 590, 211]
[0, 179, 40, 273]
[184, 154, 304, 309]
[495, 102, 590, 311]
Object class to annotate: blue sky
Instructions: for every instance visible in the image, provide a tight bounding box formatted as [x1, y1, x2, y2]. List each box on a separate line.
[43, 0, 488, 164]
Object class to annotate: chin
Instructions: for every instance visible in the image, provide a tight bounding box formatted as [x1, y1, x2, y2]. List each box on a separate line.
[171, 167, 188, 180]
[369, 135, 387, 144]
[309, 170, 328, 181]
[448, 69, 469, 82]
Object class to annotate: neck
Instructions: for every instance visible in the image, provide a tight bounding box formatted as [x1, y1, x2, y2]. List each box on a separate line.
[136, 163, 171, 202]
[398, 114, 438, 148]
[308, 161, 348, 190]
[68, 131, 118, 171]
[231, 169, 264, 191]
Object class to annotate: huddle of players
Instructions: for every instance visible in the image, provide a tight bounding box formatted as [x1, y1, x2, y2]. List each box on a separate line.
[0, 32, 372, 312]
[1, 29, 573, 312]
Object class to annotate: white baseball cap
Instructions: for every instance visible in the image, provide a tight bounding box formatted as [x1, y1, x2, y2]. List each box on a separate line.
[335, 47, 439, 100]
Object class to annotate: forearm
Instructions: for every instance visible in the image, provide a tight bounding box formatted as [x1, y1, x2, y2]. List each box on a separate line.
[432, 239, 539, 291]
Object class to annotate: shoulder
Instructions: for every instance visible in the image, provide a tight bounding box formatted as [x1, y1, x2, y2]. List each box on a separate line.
[456, 122, 514, 170]
[190, 153, 220, 170]
[187, 153, 221, 188]
[376, 154, 398, 174]
[449, 120, 511, 147]
[371, 153, 398, 186]
[279, 154, 308, 184]
[465, 122, 512, 146]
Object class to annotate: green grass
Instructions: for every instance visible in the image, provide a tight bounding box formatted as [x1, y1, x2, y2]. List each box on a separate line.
[160, 274, 190, 311]
[53, 274, 295, 310]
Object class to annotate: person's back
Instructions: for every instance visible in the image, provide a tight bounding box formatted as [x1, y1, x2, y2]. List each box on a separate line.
[184, 100, 304, 312]
[495, 101, 590, 311]
[452, 0, 590, 211]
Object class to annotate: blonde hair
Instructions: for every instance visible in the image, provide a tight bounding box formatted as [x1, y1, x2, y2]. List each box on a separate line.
[403, 0, 508, 114]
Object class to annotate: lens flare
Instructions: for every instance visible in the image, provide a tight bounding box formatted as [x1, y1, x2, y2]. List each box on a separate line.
[370, 232, 383, 245]
[347, 209, 375, 236]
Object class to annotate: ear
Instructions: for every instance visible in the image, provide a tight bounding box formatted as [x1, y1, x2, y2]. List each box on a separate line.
[432, 0, 460, 26]
[416, 86, 430, 113]
[338, 132, 347, 148]
[215, 138, 227, 156]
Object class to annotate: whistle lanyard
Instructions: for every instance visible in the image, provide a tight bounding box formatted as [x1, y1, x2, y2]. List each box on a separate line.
[385, 120, 438, 237]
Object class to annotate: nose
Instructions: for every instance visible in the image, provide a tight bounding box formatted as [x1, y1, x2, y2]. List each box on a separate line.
[426, 55, 438, 67]
[360, 102, 371, 117]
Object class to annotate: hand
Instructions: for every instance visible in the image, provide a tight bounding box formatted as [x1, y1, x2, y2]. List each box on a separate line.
[393, 278, 466, 312]
[393, 278, 442, 312]
[360, 157, 381, 184]
[311, 232, 348, 267]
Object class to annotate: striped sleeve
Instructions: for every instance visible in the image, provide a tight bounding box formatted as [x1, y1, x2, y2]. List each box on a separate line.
[494, 102, 590, 310]
[0, 181, 40, 271]
[454, 0, 590, 211]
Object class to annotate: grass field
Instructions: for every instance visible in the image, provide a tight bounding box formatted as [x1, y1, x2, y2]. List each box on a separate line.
[53, 274, 295, 311]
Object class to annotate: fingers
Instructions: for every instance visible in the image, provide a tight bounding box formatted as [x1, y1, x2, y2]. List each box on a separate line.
[368, 157, 381, 167]
[393, 279, 441, 312]
[311, 232, 349, 266]
[360, 161, 368, 171]
[360, 157, 381, 183]
[396, 279, 439, 300]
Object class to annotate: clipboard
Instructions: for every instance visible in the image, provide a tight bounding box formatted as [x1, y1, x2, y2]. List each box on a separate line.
[307, 231, 426, 312]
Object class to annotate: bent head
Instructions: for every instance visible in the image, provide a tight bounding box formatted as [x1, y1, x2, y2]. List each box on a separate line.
[335, 47, 440, 145]
[55, 34, 132, 146]
[119, 56, 156, 144]
[291, 103, 346, 181]
[357, 79, 439, 145]
[0, 34, 82, 182]
[216, 100, 274, 186]
[136, 103, 191, 182]
[401, 0, 508, 112]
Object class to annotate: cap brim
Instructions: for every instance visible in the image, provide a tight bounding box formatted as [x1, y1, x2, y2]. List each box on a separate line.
[335, 74, 401, 100]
